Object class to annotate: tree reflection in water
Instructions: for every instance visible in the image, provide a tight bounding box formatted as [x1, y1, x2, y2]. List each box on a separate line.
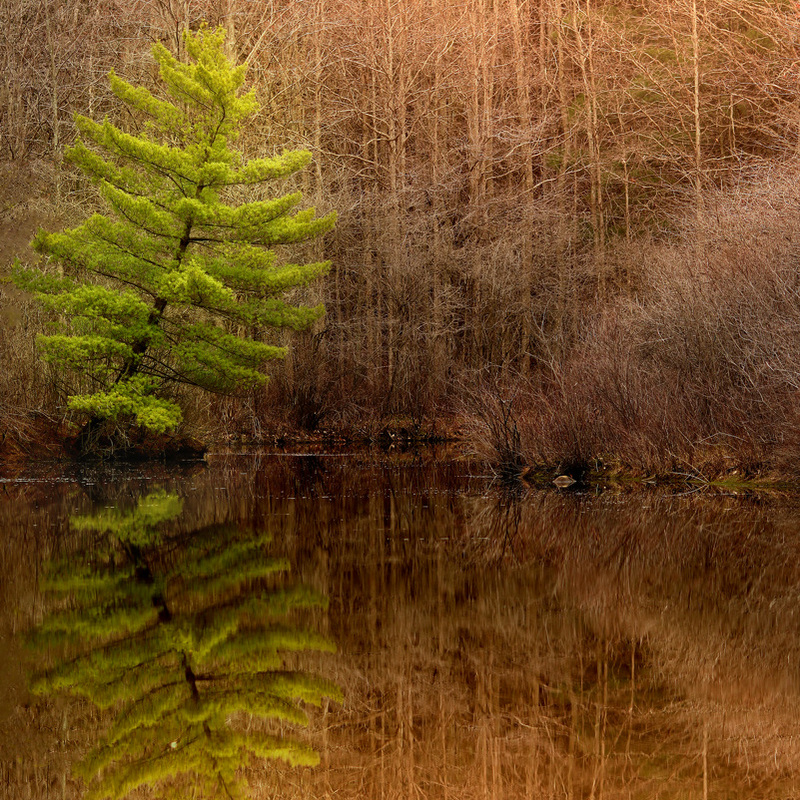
[10, 456, 800, 800]
[29, 489, 341, 800]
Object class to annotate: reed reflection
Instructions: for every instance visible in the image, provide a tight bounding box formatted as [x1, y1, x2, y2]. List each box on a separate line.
[29, 489, 341, 800]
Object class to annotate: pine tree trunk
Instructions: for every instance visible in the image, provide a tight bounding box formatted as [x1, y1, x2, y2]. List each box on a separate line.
[75, 414, 106, 457]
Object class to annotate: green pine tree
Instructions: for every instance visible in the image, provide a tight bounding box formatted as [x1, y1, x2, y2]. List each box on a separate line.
[30, 491, 342, 800]
[14, 26, 335, 441]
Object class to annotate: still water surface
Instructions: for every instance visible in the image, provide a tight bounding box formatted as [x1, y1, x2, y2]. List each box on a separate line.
[2, 451, 800, 799]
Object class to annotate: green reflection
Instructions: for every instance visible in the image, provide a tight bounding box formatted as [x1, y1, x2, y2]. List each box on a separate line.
[30, 490, 341, 800]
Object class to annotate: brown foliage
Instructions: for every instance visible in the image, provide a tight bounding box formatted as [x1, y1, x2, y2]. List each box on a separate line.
[5, 1, 800, 457]
[518, 164, 800, 475]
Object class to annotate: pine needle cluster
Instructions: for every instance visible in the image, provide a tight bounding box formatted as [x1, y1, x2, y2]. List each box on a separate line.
[14, 26, 335, 435]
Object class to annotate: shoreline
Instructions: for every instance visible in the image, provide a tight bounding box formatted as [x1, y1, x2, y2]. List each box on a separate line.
[0, 413, 796, 494]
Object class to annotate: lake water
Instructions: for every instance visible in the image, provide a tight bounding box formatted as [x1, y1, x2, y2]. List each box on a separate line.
[2, 450, 800, 799]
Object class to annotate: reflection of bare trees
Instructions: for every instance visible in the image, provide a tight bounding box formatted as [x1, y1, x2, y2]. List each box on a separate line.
[290, 478, 800, 800]
[174, 457, 800, 799]
[6, 457, 800, 797]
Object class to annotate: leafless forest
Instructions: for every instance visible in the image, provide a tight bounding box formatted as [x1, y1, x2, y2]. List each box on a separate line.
[3, 0, 800, 472]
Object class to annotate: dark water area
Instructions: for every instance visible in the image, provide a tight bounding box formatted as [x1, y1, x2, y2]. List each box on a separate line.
[3, 451, 800, 799]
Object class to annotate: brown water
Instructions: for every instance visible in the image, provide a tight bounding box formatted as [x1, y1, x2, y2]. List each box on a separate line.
[2, 451, 800, 799]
